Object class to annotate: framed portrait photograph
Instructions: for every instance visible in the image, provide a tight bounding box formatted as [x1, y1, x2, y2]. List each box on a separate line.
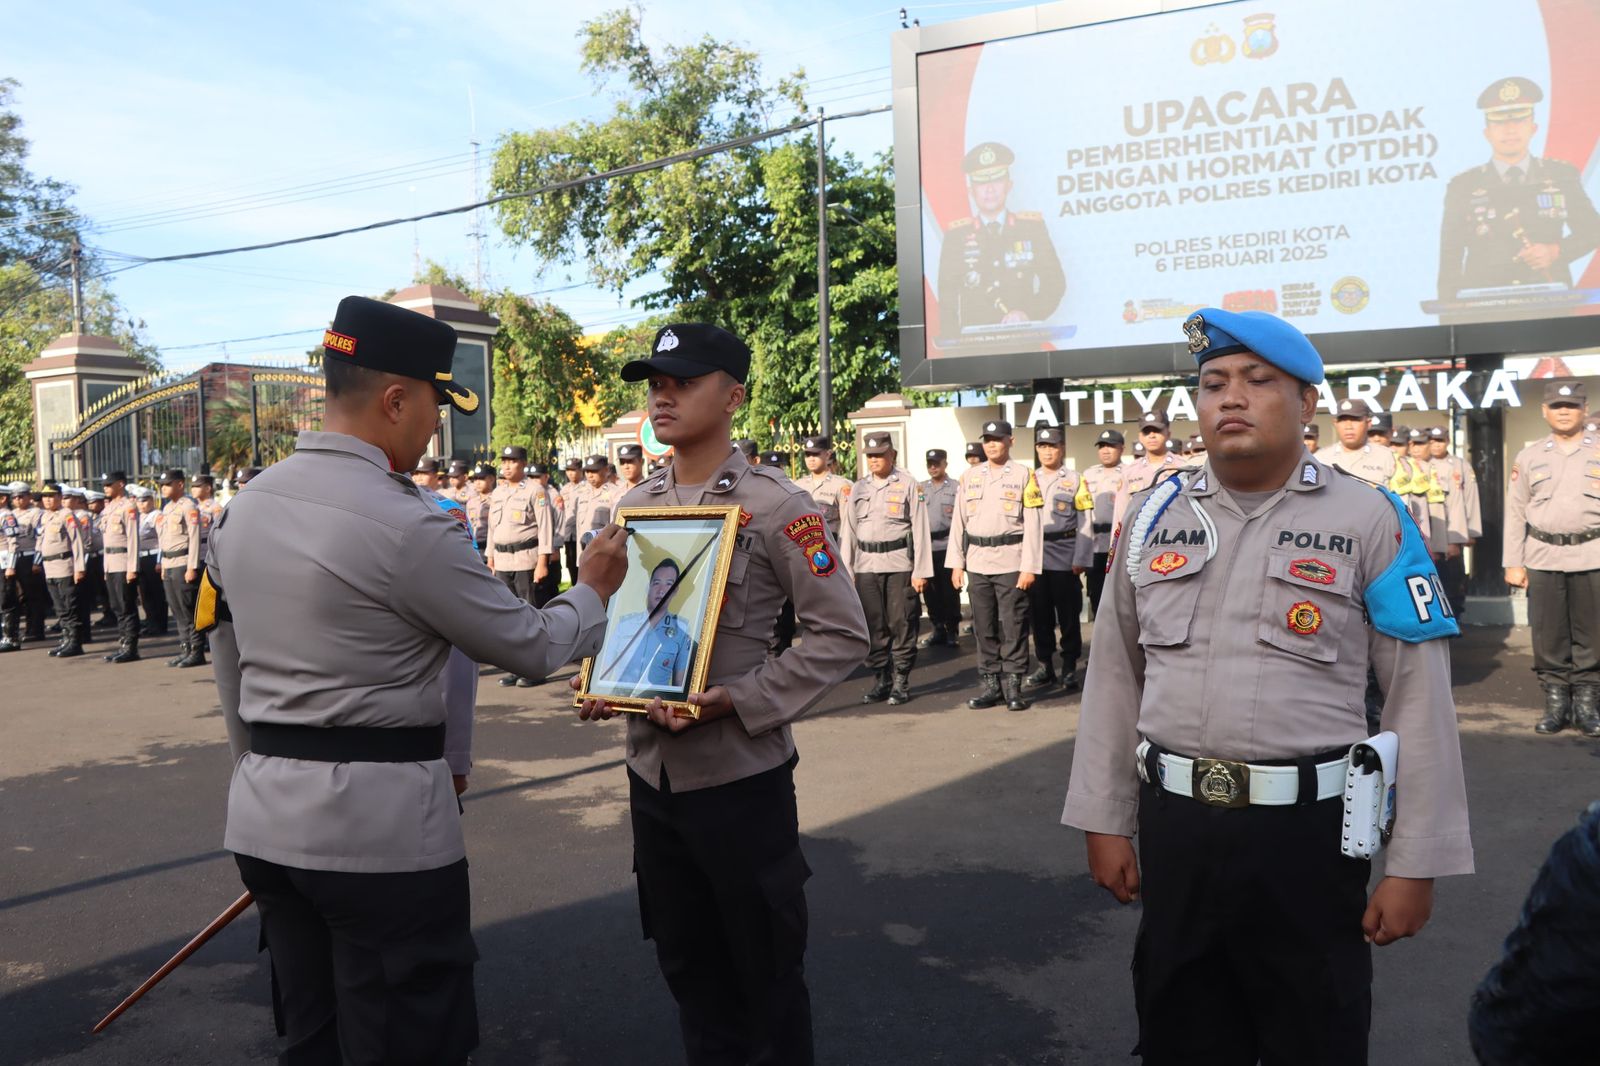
[574, 504, 742, 717]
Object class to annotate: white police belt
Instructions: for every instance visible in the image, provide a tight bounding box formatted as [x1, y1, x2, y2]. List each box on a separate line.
[1136, 740, 1346, 808]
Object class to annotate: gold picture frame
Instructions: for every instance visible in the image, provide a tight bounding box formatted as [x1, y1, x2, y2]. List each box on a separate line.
[574, 504, 742, 717]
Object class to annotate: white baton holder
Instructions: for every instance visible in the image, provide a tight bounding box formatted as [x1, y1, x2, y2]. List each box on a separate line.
[1341, 730, 1398, 860]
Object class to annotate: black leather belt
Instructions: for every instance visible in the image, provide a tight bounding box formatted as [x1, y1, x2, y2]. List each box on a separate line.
[1092, 522, 1113, 534]
[494, 538, 538, 553]
[963, 532, 1023, 549]
[1527, 524, 1600, 546]
[930, 529, 950, 541]
[161, 549, 187, 559]
[1043, 531, 1077, 542]
[249, 722, 446, 763]
[106, 546, 128, 554]
[860, 535, 911, 553]
[43, 551, 73, 562]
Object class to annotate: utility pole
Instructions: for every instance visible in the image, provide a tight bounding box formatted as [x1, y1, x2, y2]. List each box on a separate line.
[69, 237, 84, 334]
[816, 109, 832, 434]
[468, 87, 486, 291]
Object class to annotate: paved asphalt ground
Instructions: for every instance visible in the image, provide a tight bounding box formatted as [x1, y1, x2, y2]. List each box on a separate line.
[2, 619, 1597, 1065]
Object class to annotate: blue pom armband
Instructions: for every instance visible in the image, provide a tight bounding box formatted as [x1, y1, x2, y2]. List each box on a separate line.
[1364, 486, 1460, 643]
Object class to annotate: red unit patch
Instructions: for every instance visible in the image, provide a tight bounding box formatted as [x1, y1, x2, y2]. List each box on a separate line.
[1288, 558, 1336, 585]
[1149, 551, 1187, 575]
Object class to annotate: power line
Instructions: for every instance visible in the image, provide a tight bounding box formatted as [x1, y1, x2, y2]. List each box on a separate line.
[109, 104, 891, 269]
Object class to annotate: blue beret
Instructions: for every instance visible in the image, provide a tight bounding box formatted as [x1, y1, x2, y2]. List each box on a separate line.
[1182, 308, 1325, 385]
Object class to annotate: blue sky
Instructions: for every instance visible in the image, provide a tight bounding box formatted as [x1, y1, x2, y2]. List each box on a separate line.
[8, 0, 1027, 371]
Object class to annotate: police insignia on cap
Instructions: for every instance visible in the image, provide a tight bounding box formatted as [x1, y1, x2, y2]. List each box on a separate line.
[322, 330, 357, 355]
[657, 329, 679, 353]
[985, 422, 997, 432]
[1560, 385, 1573, 395]
[1183, 314, 1209, 354]
[1500, 79, 1520, 103]
[979, 146, 996, 165]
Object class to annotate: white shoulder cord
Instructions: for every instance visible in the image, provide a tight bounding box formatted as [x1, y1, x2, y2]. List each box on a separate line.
[1124, 473, 1218, 579]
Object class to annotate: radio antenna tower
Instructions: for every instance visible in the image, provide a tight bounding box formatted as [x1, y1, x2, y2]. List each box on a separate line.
[468, 86, 487, 290]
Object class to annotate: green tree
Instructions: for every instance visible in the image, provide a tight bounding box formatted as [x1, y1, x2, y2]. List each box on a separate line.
[489, 9, 901, 439]
[408, 263, 640, 456]
[0, 79, 158, 472]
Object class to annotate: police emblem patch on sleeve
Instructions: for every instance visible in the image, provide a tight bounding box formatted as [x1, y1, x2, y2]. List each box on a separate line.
[784, 513, 836, 576]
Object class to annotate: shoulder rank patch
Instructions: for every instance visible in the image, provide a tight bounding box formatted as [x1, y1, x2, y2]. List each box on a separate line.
[784, 513, 836, 576]
[1288, 558, 1337, 585]
[1023, 472, 1044, 508]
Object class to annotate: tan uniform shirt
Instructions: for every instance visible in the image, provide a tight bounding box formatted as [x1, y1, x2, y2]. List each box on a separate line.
[839, 467, 933, 578]
[82, 510, 103, 553]
[209, 431, 607, 873]
[1061, 455, 1474, 879]
[1434, 452, 1482, 540]
[37, 509, 86, 579]
[1112, 452, 1185, 528]
[1425, 456, 1472, 546]
[98, 492, 140, 576]
[441, 484, 470, 505]
[619, 447, 869, 793]
[1036, 466, 1096, 571]
[195, 497, 223, 556]
[463, 485, 490, 542]
[795, 471, 853, 538]
[1504, 431, 1600, 572]
[565, 482, 616, 561]
[1082, 463, 1125, 554]
[138, 509, 159, 553]
[487, 478, 553, 572]
[1314, 442, 1397, 487]
[156, 495, 203, 574]
[920, 476, 959, 554]
[7, 504, 42, 562]
[544, 483, 567, 549]
[945, 459, 1044, 576]
[559, 479, 582, 516]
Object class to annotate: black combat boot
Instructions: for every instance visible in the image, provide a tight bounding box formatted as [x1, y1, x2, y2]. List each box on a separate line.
[917, 627, 948, 649]
[0, 616, 21, 651]
[103, 640, 124, 662]
[48, 633, 68, 656]
[1023, 661, 1057, 691]
[1535, 682, 1572, 734]
[1003, 673, 1031, 711]
[1574, 685, 1600, 739]
[109, 640, 141, 663]
[967, 673, 1003, 709]
[498, 674, 522, 687]
[179, 643, 207, 668]
[55, 638, 84, 658]
[515, 676, 544, 687]
[1060, 660, 1081, 694]
[862, 669, 893, 704]
[168, 641, 189, 667]
[887, 670, 912, 706]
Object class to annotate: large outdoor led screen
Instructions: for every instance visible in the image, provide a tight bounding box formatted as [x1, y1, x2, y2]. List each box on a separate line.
[893, 0, 1600, 386]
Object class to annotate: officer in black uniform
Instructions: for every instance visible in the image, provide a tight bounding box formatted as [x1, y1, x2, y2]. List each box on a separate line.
[1438, 77, 1600, 301]
[936, 142, 1067, 339]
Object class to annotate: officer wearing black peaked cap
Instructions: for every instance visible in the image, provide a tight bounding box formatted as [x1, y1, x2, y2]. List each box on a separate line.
[206, 295, 628, 1063]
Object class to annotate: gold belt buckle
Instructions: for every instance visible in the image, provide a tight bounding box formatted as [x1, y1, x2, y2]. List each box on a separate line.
[1191, 758, 1251, 809]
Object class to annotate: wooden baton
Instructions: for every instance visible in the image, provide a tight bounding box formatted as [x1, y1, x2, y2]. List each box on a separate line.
[92, 890, 254, 1034]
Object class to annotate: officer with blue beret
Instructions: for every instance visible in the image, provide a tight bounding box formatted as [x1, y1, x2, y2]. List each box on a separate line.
[1064, 307, 1473, 1063]
[1438, 77, 1600, 303]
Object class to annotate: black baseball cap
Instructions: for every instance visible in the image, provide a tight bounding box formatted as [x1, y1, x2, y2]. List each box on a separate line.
[862, 434, 893, 455]
[965, 442, 983, 458]
[1543, 379, 1586, 406]
[762, 450, 790, 466]
[617, 444, 643, 462]
[190, 473, 214, 486]
[158, 468, 186, 485]
[448, 459, 472, 476]
[562, 458, 582, 472]
[471, 463, 496, 479]
[582, 455, 607, 473]
[1426, 426, 1448, 441]
[1335, 399, 1372, 421]
[979, 419, 1012, 440]
[100, 470, 129, 485]
[1302, 423, 1320, 439]
[414, 457, 439, 474]
[527, 462, 548, 477]
[803, 435, 832, 453]
[1367, 414, 1393, 434]
[925, 449, 948, 463]
[1035, 427, 1063, 445]
[323, 295, 476, 414]
[236, 466, 263, 483]
[621, 323, 751, 384]
[1139, 409, 1170, 431]
[735, 439, 758, 458]
[1095, 429, 1125, 447]
[500, 445, 528, 462]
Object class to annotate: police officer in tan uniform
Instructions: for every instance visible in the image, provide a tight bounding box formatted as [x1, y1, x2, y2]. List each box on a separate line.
[841, 432, 932, 705]
[1064, 308, 1472, 1064]
[1505, 378, 1600, 736]
[6, 484, 48, 643]
[559, 457, 584, 583]
[466, 462, 493, 555]
[97, 471, 142, 662]
[576, 322, 868, 1066]
[1081, 429, 1125, 613]
[488, 444, 556, 687]
[442, 459, 472, 504]
[918, 449, 962, 647]
[0, 483, 17, 651]
[529, 461, 565, 605]
[209, 295, 625, 1064]
[564, 455, 616, 562]
[1426, 426, 1479, 616]
[948, 419, 1044, 711]
[795, 435, 852, 538]
[1028, 426, 1094, 692]
[1316, 399, 1398, 484]
[36, 484, 87, 657]
[616, 443, 647, 492]
[1112, 409, 1185, 528]
[155, 469, 205, 667]
[964, 441, 983, 467]
[412, 456, 442, 492]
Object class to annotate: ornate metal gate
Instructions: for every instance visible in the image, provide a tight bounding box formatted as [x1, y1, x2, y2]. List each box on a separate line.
[46, 361, 325, 485]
